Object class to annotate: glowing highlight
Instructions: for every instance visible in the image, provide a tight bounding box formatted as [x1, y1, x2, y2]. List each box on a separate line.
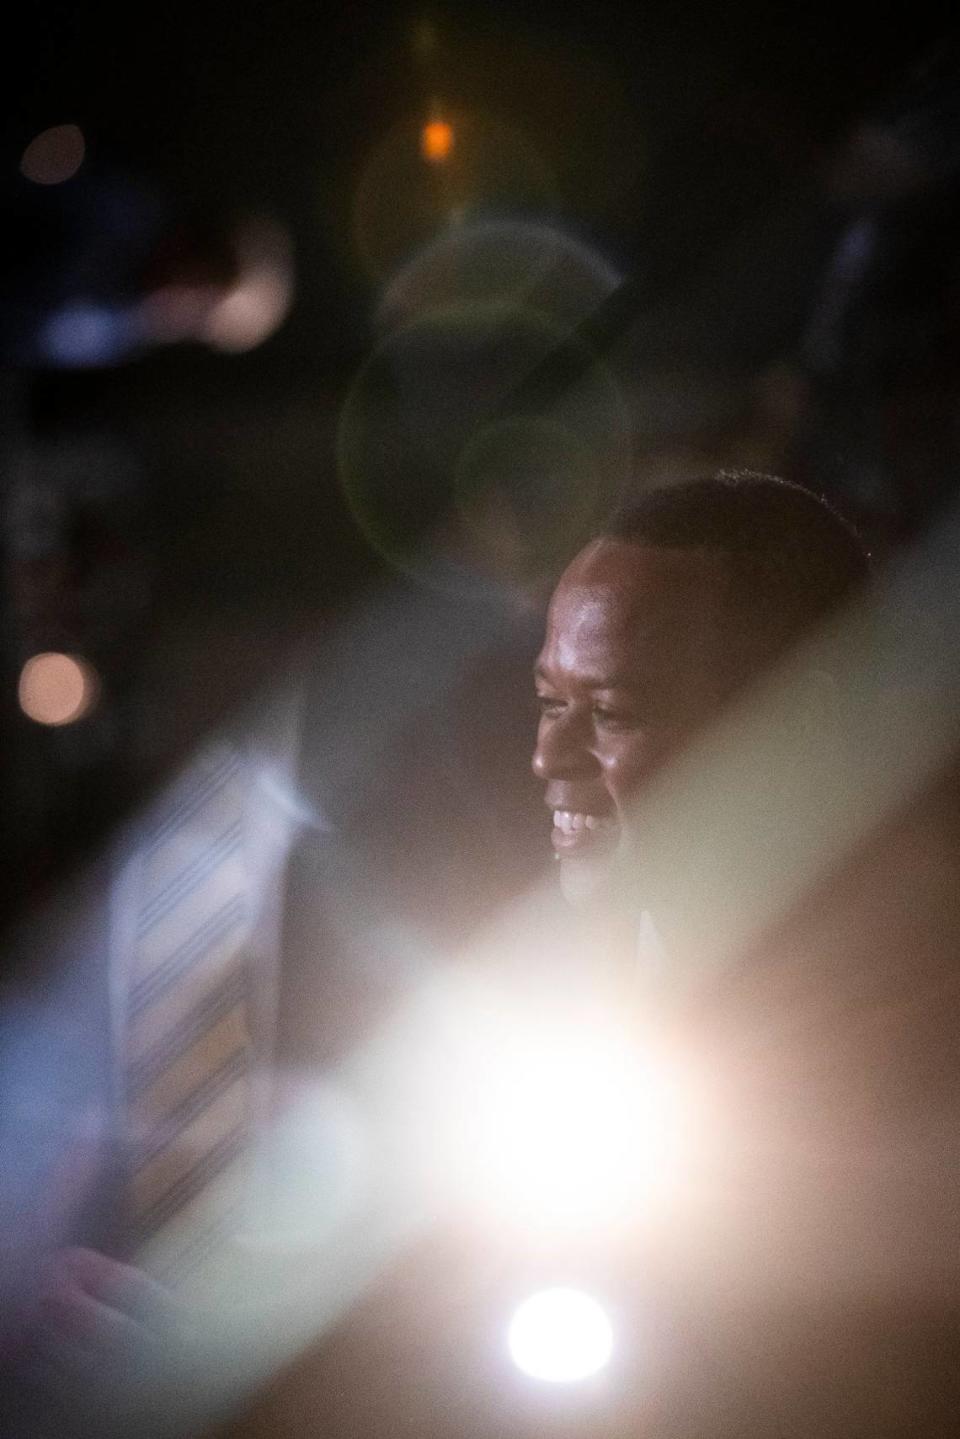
[421, 119, 454, 163]
[508, 1288, 614, 1382]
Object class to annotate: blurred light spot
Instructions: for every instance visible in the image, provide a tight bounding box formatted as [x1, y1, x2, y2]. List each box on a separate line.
[421, 119, 454, 164]
[18, 653, 98, 726]
[508, 1289, 613, 1383]
[468, 1026, 680, 1233]
[205, 218, 293, 354]
[42, 303, 131, 367]
[20, 124, 86, 185]
[353, 110, 555, 280]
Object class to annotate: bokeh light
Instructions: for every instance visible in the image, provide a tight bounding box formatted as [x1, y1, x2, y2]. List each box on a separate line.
[19, 124, 86, 185]
[18, 653, 98, 726]
[353, 110, 555, 281]
[508, 1288, 614, 1383]
[421, 118, 455, 163]
[42, 303, 132, 367]
[204, 218, 293, 353]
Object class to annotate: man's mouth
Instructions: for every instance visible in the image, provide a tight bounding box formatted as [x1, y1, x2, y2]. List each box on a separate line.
[551, 809, 619, 855]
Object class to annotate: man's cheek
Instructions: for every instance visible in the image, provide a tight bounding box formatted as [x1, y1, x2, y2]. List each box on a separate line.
[608, 765, 648, 815]
[613, 734, 676, 797]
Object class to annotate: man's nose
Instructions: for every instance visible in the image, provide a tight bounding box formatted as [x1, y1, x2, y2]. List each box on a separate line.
[531, 712, 599, 781]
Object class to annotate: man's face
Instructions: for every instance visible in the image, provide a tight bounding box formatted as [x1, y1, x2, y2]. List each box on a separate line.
[532, 538, 737, 907]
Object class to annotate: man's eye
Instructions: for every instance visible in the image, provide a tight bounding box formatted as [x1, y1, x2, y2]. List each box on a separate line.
[536, 695, 564, 717]
[592, 705, 637, 730]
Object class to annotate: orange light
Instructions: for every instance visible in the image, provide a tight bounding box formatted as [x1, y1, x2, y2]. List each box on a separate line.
[421, 119, 454, 164]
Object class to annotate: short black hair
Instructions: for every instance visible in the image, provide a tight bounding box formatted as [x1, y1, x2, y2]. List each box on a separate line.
[605, 471, 870, 657]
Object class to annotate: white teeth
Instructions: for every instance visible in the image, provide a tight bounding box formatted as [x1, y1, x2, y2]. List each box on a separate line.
[552, 810, 615, 835]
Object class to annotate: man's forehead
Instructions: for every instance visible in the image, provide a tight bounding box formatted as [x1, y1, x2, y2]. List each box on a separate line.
[561, 537, 729, 597]
[536, 540, 734, 679]
[551, 541, 728, 627]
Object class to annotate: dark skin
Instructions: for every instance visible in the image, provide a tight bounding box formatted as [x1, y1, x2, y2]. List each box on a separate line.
[532, 538, 743, 908]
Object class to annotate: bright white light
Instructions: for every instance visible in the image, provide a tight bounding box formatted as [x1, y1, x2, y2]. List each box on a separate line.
[508, 1288, 613, 1383]
[468, 1022, 680, 1233]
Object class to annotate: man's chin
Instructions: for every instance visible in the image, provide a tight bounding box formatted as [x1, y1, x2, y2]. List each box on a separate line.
[558, 848, 638, 912]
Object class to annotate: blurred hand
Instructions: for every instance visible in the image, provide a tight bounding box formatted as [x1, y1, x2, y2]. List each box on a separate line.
[25, 1247, 186, 1436]
[35, 1245, 176, 1357]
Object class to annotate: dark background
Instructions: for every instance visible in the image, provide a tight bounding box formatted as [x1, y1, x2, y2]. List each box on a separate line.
[2, 1, 959, 930]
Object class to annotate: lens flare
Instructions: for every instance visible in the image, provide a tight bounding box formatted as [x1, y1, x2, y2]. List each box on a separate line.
[508, 1288, 613, 1383]
[337, 305, 628, 593]
[466, 1024, 680, 1232]
[377, 219, 621, 335]
[453, 414, 600, 583]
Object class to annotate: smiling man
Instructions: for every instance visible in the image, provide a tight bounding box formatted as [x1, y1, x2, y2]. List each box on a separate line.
[533, 472, 870, 911]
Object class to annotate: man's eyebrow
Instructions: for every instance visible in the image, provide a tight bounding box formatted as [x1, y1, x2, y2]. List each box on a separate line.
[533, 661, 640, 690]
[584, 674, 641, 691]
